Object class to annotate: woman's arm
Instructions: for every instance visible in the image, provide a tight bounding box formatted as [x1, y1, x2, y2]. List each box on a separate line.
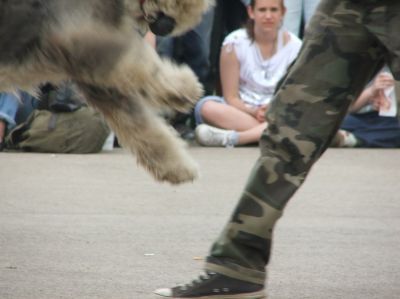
[219, 44, 257, 116]
[349, 72, 394, 113]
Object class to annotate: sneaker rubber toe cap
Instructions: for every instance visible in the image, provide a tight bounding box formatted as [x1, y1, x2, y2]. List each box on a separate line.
[154, 288, 173, 297]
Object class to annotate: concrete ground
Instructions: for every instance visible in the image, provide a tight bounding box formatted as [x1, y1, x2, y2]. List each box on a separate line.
[1, 147, 400, 299]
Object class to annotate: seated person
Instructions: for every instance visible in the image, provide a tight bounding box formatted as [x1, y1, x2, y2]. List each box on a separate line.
[194, 0, 302, 147]
[0, 91, 38, 151]
[0, 82, 110, 153]
[332, 69, 400, 148]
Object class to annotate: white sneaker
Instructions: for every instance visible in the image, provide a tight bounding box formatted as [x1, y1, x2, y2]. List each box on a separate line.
[195, 124, 236, 147]
[337, 130, 358, 147]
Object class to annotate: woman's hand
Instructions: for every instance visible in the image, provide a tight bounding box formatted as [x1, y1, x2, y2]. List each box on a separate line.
[254, 105, 269, 123]
[371, 89, 391, 111]
[370, 72, 394, 111]
[349, 71, 395, 113]
[371, 72, 394, 93]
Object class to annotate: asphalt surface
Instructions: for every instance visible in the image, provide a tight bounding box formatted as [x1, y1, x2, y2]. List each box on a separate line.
[1, 147, 400, 299]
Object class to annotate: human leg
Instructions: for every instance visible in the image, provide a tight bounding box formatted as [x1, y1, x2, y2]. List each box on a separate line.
[330, 129, 359, 147]
[205, 0, 388, 283]
[195, 122, 267, 147]
[194, 98, 243, 147]
[200, 101, 260, 131]
[340, 112, 400, 148]
[237, 123, 268, 145]
[0, 119, 5, 151]
[155, 0, 395, 297]
[195, 97, 264, 147]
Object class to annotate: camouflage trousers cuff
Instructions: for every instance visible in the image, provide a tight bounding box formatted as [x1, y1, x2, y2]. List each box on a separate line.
[205, 258, 266, 285]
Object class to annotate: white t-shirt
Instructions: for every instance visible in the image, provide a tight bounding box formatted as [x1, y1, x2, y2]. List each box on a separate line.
[223, 28, 302, 107]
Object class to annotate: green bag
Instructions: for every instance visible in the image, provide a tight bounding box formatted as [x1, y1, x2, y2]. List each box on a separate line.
[6, 107, 110, 154]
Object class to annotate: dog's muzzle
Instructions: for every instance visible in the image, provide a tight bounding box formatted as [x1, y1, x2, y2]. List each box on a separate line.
[148, 12, 176, 36]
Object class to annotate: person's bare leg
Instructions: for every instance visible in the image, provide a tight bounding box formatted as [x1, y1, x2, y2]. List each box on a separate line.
[237, 122, 268, 145]
[0, 120, 5, 140]
[201, 101, 259, 131]
[0, 120, 6, 150]
[197, 102, 268, 146]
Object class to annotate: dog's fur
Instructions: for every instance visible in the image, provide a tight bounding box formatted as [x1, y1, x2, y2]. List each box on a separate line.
[0, 0, 213, 184]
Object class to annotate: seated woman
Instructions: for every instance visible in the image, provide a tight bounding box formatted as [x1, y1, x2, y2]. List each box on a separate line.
[194, 0, 302, 147]
[332, 69, 400, 148]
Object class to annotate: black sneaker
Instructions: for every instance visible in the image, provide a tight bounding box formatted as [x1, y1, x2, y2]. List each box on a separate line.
[154, 271, 266, 298]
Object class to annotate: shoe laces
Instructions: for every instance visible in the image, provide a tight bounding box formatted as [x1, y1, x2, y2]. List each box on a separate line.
[205, 126, 236, 147]
[178, 271, 216, 291]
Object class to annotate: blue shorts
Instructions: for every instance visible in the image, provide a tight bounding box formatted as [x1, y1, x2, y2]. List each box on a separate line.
[0, 93, 19, 130]
[194, 95, 226, 125]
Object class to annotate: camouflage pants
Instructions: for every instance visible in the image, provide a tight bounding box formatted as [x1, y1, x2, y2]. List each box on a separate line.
[205, 0, 400, 285]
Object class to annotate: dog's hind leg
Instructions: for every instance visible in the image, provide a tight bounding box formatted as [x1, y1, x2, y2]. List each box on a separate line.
[78, 83, 199, 184]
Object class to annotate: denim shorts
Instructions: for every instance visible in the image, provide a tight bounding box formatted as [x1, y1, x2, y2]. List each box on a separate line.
[194, 95, 226, 125]
[0, 93, 19, 129]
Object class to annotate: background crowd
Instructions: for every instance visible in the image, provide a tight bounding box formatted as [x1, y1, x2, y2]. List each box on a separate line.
[1, 0, 399, 153]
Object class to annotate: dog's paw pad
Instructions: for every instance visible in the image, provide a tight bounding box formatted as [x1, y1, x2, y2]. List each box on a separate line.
[160, 165, 199, 185]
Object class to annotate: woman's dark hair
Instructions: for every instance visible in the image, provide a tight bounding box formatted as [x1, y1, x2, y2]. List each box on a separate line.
[245, 0, 256, 41]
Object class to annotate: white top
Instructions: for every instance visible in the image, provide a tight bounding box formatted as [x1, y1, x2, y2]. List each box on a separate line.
[223, 28, 302, 107]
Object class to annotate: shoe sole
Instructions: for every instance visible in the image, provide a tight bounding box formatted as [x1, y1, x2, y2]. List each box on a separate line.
[158, 290, 267, 299]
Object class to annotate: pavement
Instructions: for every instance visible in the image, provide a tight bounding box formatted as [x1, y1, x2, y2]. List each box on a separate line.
[1, 146, 400, 299]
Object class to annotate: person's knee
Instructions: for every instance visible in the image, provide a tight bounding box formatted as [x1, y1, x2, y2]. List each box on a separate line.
[200, 101, 222, 122]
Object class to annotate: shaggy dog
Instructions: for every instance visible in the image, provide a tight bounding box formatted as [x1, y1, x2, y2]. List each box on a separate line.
[0, 0, 214, 184]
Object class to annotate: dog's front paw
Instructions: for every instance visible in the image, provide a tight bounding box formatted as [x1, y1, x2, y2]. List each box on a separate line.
[164, 64, 203, 113]
[136, 142, 199, 185]
[157, 157, 199, 184]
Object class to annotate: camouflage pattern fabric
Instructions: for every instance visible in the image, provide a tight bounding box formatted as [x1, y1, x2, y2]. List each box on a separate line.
[205, 0, 400, 285]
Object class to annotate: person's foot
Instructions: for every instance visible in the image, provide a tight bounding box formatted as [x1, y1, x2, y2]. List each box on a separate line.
[195, 124, 238, 147]
[331, 130, 359, 147]
[154, 271, 266, 298]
